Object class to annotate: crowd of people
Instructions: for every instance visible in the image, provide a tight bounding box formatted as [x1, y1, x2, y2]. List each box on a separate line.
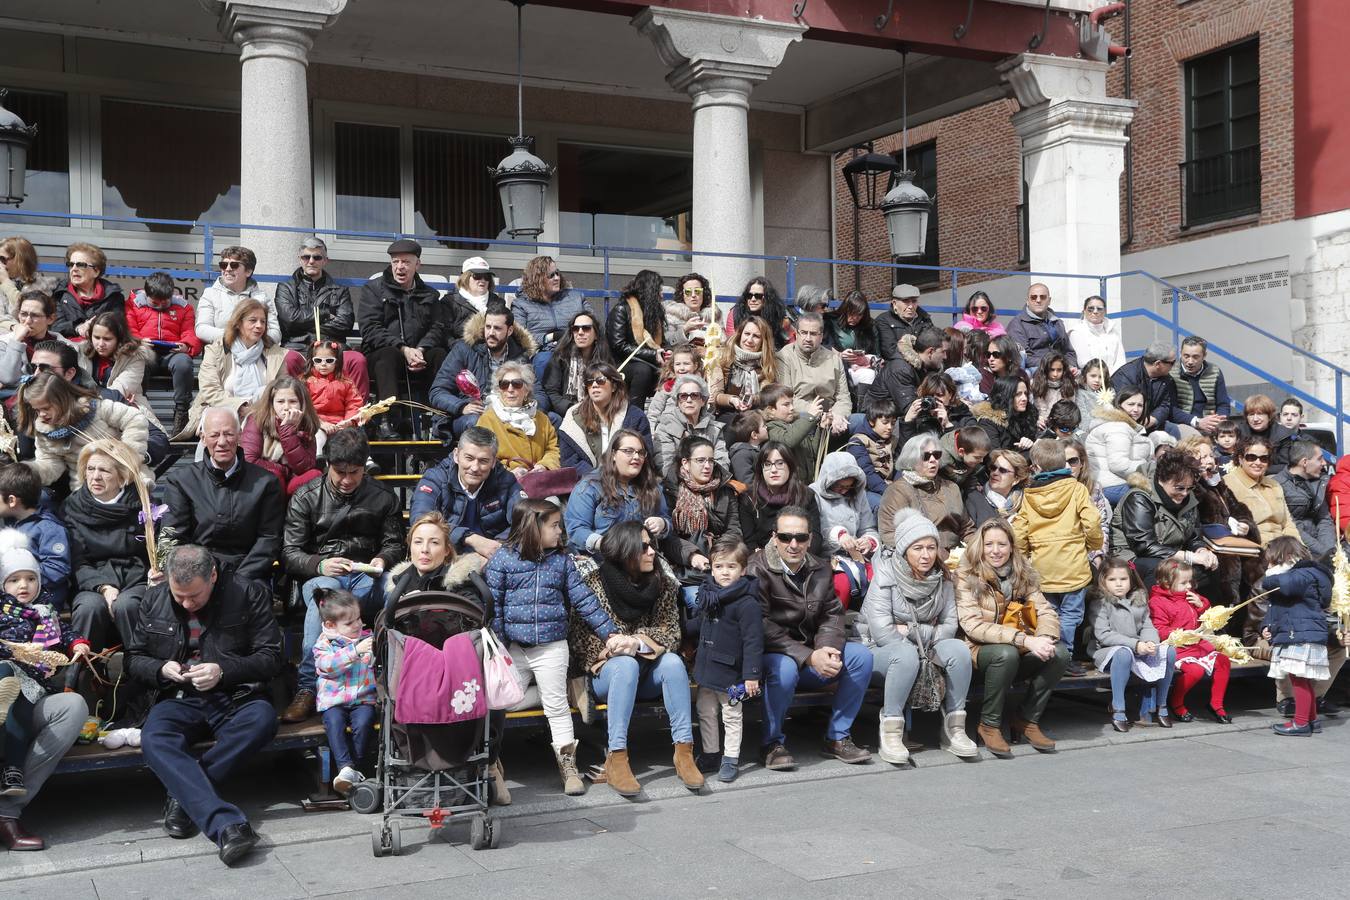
[0, 234, 1344, 867]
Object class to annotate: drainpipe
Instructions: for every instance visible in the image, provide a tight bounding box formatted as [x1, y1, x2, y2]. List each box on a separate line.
[1121, 0, 1134, 249]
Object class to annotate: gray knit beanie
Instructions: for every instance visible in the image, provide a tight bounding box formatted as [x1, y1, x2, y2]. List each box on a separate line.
[891, 507, 940, 557]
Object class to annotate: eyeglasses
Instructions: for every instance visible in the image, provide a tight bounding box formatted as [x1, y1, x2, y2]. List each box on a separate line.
[677, 391, 704, 401]
[640, 542, 656, 554]
[300, 254, 325, 262]
[17, 311, 47, 320]
[1084, 305, 1105, 313]
[311, 357, 337, 365]
[585, 376, 609, 387]
[689, 456, 715, 467]
[748, 291, 765, 300]
[546, 270, 561, 278]
[615, 446, 647, 459]
[68, 260, 96, 271]
[219, 260, 243, 271]
[775, 532, 811, 545]
[683, 287, 704, 297]
[28, 362, 54, 374]
[0, 255, 10, 264]
[921, 450, 943, 462]
[498, 379, 526, 390]
[572, 323, 594, 333]
[991, 465, 1015, 476]
[1243, 453, 1271, 463]
[763, 459, 788, 470]
[1029, 293, 1049, 299]
[970, 305, 990, 313]
[987, 350, 1004, 359]
[470, 273, 491, 281]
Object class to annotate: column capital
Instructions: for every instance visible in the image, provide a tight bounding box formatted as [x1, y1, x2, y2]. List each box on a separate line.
[200, 0, 347, 63]
[633, 7, 804, 104]
[997, 53, 1113, 109]
[1010, 97, 1137, 152]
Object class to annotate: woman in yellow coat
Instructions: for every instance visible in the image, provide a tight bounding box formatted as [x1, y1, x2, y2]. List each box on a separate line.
[476, 360, 560, 477]
[1222, 434, 1300, 547]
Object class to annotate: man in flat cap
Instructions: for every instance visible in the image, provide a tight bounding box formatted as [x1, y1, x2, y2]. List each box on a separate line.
[874, 284, 933, 364]
[356, 239, 450, 438]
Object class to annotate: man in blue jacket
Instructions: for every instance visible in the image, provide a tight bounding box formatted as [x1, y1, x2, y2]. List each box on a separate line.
[428, 302, 536, 438]
[410, 427, 520, 559]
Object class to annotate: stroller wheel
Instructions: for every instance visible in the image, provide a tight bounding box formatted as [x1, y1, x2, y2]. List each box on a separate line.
[371, 823, 387, 857]
[488, 817, 502, 849]
[388, 820, 402, 856]
[349, 781, 381, 815]
[469, 815, 488, 851]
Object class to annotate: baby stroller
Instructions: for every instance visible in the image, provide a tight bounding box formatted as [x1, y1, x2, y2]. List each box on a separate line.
[357, 589, 501, 856]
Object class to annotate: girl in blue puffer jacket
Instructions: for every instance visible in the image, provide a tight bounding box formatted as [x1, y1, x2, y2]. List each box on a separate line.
[1259, 536, 1334, 737]
[485, 498, 618, 795]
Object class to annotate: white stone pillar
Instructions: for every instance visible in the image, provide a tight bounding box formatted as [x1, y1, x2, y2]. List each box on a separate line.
[634, 8, 803, 300]
[998, 55, 1136, 312]
[205, 0, 347, 281]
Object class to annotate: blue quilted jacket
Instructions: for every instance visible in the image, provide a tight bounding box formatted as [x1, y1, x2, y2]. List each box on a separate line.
[485, 547, 616, 646]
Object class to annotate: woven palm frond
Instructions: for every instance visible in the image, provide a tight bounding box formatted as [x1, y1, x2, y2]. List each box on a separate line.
[0, 639, 71, 669]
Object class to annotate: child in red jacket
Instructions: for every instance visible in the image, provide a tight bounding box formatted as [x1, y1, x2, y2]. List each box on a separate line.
[304, 341, 363, 435]
[1148, 557, 1232, 724]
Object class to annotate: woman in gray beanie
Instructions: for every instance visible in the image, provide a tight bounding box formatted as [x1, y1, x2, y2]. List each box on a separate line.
[861, 508, 977, 765]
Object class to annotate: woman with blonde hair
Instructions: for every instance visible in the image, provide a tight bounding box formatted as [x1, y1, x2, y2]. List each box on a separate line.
[17, 372, 150, 490]
[710, 315, 777, 414]
[0, 237, 39, 328]
[179, 298, 288, 438]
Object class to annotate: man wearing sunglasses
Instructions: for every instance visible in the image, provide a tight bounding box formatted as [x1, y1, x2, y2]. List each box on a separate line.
[429, 302, 536, 440]
[1007, 282, 1078, 374]
[274, 237, 368, 399]
[747, 507, 873, 770]
[874, 283, 933, 364]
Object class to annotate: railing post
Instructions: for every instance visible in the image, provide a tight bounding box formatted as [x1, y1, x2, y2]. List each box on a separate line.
[1098, 275, 1108, 305]
[785, 257, 797, 304]
[950, 270, 959, 323]
[202, 224, 215, 283]
[602, 247, 611, 318]
[1338, 371, 1345, 456]
[1170, 287, 1180, 349]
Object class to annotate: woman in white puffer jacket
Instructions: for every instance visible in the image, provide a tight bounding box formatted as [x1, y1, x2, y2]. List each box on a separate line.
[1067, 295, 1126, 374]
[1085, 388, 1153, 505]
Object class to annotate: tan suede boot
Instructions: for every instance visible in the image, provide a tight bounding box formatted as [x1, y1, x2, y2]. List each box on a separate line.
[1011, 716, 1057, 753]
[604, 750, 641, 797]
[555, 741, 586, 796]
[977, 723, 1013, 759]
[488, 760, 511, 806]
[672, 742, 705, 791]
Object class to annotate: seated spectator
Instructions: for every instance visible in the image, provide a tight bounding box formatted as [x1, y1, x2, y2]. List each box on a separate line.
[953, 290, 1006, 337]
[1065, 438, 1111, 566]
[303, 341, 363, 435]
[565, 429, 671, 556]
[179, 298, 288, 439]
[607, 271, 669, 406]
[775, 312, 850, 436]
[1223, 434, 1302, 550]
[1075, 358, 1109, 428]
[409, 427, 520, 558]
[17, 372, 150, 491]
[749, 506, 873, 770]
[63, 440, 150, 655]
[653, 374, 728, 476]
[240, 375, 323, 497]
[0, 236, 39, 327]
[946, 327, 988, 405]
[955, 518, 1069, 758]
[0, 690, 85, 850]
[273, 237, 368, 396]
[938, 424, 991, 496]
[965, 448, 1028, 528]
[281, 427, 403, 723]
[726, 409, 767, 485]
[879, 433, 973, 555]
[128, 544, 281, 866]
[978, 333, 1024, 396]
[810, 451, 880, 609]
[429, 303, 536, 439]
[571, 520, 702, 797]
[866, 327, 947, 417]
[862, 508, 977, 764]
[1214, 419, 1240, 468]
[1109, 447, 1219, 587]
[512, 256, 588, 362]
[0, 463, 70, 611]
[725, 277, 792, 349]
[739, 440, 820, 552]
[970, 375, 1038, 452]
[823, 291, 880, 389]
[643, 344, 699, 426]
[356, 239, 450, 439]
[195, 246, 279, 347]
[0, 292, 74, 392]
[845, 399, 898, 512]
[1007, 282, 1077, 373]
[160, 407, 285, 585]
[1030, 353, 1075, 426]
[1111, 341, 1179, 436]
[1279, 397, 1306, 432]
[873, 283, 933, 362]
[558, 362, 651, 477]
[448, 257, 506, 340]
[1171, 336, 1231, 436]
[1011, 439, 1103, 677]
[476, 361, 559, 478]
[710, 316, 776, 415]
[125, 272, 203, 436]
[664, 436, 744, 607]
[1275, 440, 1335, 562]
[382, 511, 495, 608]
[760, 382, 825, 475]
[665, 272, 720, 347]
[78, 311, 157, 421]
[53, 242, 125, 340]
[1148, 557, 1231, 724]
[1090, 557, 1177, 731]
[541, 310, 611, 416]
[898, 372, 965, 445]
[486, 499, 616, 796]
[1086, 388, 1153, 505]
[1040, 399, 1082, 442]
[793, 284, 833, 318]
[1067, 295, 1124, 373]
[1238, 394, 1297, 474]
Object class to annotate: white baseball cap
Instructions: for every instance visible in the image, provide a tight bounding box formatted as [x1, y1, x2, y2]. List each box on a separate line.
[462, 257, 495, 277]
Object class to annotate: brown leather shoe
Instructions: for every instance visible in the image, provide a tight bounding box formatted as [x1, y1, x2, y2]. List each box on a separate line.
[604, 750, 641, 798]
[672, 742, 705, 791]
[1011, 716, 1056, 753]
[0, 816, 44, 851]
[822, 736, 872, 765]
[281, 689, 316, 724]
[977, 723, 1013, 759]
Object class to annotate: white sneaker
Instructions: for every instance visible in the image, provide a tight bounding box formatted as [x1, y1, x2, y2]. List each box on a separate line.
[333, 766, 363, 795]
[878, 714, 910, 766]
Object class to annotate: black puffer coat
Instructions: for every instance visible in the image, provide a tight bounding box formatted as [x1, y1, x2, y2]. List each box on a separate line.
[274, 269, 355, 350]
[62, 486, 150, 592]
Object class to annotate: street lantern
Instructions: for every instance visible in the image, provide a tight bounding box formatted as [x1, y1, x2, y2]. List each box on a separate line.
[491, 1, 554, 239]
[0, 90, 36, 206]
[842, 151, 900, 211]
[880, 170, 930, 259]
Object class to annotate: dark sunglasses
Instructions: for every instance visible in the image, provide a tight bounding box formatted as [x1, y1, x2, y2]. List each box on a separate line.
[970, 305, 990, 313]
[987, 350, 1004, 359]
[1065, 456, 1082, 466]
[991, 465, 1015, 476]
[0, 255, 10, 263]
[585, 376, 609, 387]
[68, 260, 96, 270]
[677, 391, 704, 401]
[498, 379, 526, 390]
[546, 270, 561, 278]
[300, 254, 325, 262]
[1084, 305, 1106, 313]
[775, 532, 810, 545]
[572, 323, 594, 333]
[470, 273, 491, 280]
[1243, 453, 1270, 463]
[921, 450, 943, 461]
[748, 291, 765, 299]
[219, 260, 243, 270]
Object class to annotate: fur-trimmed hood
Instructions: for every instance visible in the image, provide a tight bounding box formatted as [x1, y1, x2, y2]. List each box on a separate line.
[382, 551, 485, 596]
[1089, 405, 1144, 430]
[969, 401, 1006, 426]
[898, 332, 924, 369]
[460, 310, 538, 357]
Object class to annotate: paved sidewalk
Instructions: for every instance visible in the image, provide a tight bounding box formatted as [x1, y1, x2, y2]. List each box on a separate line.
[4, 683, 1347, 898]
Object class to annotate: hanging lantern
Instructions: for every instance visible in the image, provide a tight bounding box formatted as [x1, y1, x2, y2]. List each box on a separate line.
[0, 90, 36, 206]
[881, 170, 931, 258]
[842, 151, 900, 211]
[492, 135, 553, 239]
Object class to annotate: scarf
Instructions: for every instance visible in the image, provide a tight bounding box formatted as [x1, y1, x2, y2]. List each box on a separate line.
[566, 354, 585, 401]
[1032, 468, 1070, 484]
[891, 560, 946, 624]
[458, 287, 488, 315]
[731, 344, 763, 398]
[229, 338, 268, 402]
[902, 470, 932, 487]
[985, 485, 1013, 510]
[673, 474, 720, 537]
[75, 279, 106, 305]
[1154, 477, 1186, 514]
[994, 562, 1015, 602]
[756, 481, 795, 509]
[696, 574, 757, 617]
[489, 394, 538, 437]
[598, 560, 659, 624]
[42, 400, 98, 442]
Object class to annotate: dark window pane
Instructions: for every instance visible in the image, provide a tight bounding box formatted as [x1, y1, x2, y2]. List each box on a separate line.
[1183, 39, 1260, 226]
[907, 142, 939, 276]
[556, 142, 692, 257]
[412, 129, 507, 250]
[334, 122, 399, 236]
[7, 88, 69, 225]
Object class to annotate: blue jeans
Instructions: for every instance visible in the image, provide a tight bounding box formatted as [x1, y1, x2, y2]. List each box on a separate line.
[298, 572, 383, 693]
[762, 642, 873, 746]
[590, 653, 692, 751]
[1103, 483, 1129, 506]
[322, 703, 378, 770]
[1105, 645, 1177, 717]
[1044, 587, 1087, 651]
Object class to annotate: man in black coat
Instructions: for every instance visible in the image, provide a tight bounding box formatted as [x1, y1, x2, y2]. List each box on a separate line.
[428, 303, 536, 437]
[872, 284, 935, 364]
[356, 239, 450, 437]
[1006, 282, 1078, 372]
[865, 326, 947, 417]
[128, 544, 282, 866]
[1111, 340, 1180, 436]
[280, 427, 404, 722]
[159, 407, 286, 585]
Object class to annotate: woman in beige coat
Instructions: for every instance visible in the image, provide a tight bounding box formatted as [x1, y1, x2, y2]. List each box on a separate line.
[177, 298, 287, 439]
[17, 372, 151, 489]
[1222, 434, 1301, 546]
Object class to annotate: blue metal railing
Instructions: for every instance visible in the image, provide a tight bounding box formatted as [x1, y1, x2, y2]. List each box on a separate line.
[5, 207, 1344, 450]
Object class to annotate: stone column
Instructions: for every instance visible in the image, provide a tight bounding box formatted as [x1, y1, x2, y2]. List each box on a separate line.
[999, 54, 1136, 312]
[204, 0, 347, 280]
[634, 8, 804, 300]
